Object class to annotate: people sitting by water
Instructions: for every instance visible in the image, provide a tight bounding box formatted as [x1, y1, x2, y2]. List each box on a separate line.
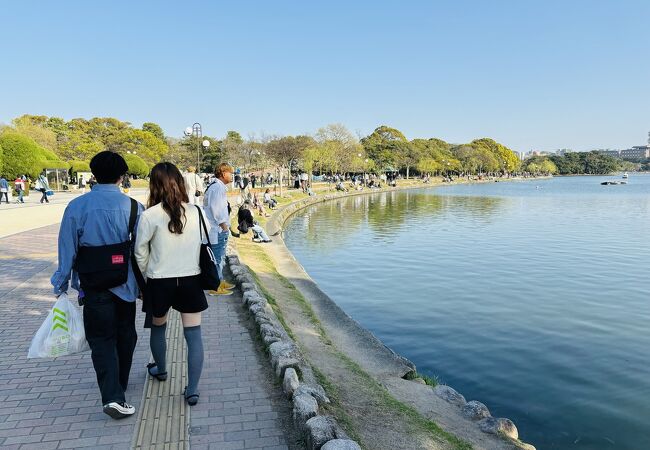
[263, 188, 278, 209]
[335, 180, 348, 192]
[252, 192, 270, 217]
[237, 200, 272, 243]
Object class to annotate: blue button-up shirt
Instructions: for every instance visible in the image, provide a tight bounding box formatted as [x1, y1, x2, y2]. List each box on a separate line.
[51, 184, 144, 301]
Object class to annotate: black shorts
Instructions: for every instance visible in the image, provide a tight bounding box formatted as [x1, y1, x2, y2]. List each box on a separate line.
[146, 275, 208, 318]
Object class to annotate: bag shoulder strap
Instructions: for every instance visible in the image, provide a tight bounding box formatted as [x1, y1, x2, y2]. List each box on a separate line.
[126, 198, 146, 292]
[195, 205, 212, 246]
[128, 198, 138, 239]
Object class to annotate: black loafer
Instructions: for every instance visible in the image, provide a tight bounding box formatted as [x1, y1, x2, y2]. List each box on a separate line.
[147, 363, 167, 381]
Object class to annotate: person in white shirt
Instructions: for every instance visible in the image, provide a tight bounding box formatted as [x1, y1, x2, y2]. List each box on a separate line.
[135, 162, 208, 406]
[262, 188, 277, 209]
[183, 166, 204, 205]
[203, 163, 236, 295]
[300, 171, 309, 192]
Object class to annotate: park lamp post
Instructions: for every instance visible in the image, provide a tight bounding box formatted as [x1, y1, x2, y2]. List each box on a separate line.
[184, 123, 210, 173]
[442, 159, 451, 178]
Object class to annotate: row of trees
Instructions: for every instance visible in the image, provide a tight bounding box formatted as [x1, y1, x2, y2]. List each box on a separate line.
[1, 116, 527, 182]
[0, 116, 167, 178]
[522, 152, 623, 175]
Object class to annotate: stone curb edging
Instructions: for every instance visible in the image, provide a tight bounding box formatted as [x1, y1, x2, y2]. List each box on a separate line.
[259, 185, 538, 450]
[225, 245, 362, 450]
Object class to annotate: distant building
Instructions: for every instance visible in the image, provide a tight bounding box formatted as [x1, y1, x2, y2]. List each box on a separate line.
[620, 146, 650, 160]
[598, 150, 621, 158]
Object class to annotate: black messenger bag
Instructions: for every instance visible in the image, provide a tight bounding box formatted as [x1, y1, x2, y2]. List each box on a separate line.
[75, 198, 139, 290]
[195, 205, 221, 290]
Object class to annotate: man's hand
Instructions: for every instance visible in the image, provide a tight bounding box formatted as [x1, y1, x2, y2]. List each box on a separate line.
[220, 223, 229, 232]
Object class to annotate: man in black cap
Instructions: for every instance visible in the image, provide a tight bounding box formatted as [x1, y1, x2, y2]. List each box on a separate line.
[51, 151, 144, 419]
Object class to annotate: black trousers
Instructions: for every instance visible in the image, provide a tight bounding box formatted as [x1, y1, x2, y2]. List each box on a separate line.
[39, 188, 49, 203]
[83, 290, 137, 405]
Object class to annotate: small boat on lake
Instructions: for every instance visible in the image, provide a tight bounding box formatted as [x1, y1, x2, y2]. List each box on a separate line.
[622, 172, 629, 179]
[601, 180, 627, 185]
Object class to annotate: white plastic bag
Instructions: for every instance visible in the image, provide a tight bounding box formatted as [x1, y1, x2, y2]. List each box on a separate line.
[28, 293, 90, 358]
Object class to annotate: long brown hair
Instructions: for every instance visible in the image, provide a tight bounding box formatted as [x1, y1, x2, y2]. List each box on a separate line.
[148, 162, 189, 234]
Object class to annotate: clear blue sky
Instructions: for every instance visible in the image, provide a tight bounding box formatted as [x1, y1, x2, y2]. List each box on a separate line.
[1, 0, 648, 153]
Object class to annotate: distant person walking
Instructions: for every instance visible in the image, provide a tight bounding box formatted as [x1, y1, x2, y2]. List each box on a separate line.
[183, 166, 204, 205]
[135, 162, 208, 406]
[51, 151, 144, 419]
[0, 175, 9, 203]
[78, 174, 87, 194]
[203, 163, 236, 296]
[35, 170, 50, 203]
[14, 176, 25, 203]
[300, 171, 309, 192]
[121, 175, 131, 193]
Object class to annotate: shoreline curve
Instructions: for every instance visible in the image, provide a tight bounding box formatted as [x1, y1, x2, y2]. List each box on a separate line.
[261, 179, 541, 450]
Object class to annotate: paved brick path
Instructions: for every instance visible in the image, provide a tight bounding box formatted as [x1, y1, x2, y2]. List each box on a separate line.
[0, 224, 296, 449]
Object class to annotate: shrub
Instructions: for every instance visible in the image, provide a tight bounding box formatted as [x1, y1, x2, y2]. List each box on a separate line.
[123, 153, 150, 178]
[0, 132, 41, 177]
[0, 131, 69, 177]
[69, 160, 91, 174]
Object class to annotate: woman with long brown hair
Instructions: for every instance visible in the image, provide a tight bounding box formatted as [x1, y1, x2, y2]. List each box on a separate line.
[134, 162, 207, 405]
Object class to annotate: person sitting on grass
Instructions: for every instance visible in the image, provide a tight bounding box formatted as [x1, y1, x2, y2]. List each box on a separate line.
[263, 188, 277, 209]
[237, 200, 272, 243]
[252, 192, 270, 217]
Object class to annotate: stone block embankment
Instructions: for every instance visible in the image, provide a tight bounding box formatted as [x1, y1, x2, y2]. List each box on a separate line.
[225, 247, 362, 450]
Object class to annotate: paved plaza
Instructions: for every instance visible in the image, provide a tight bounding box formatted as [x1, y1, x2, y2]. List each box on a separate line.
[0, 222, 296, 449]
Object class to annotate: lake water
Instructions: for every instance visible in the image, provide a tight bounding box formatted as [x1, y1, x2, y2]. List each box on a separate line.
[283, 175, 650, 450]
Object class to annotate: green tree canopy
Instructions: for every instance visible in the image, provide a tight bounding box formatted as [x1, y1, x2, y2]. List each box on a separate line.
[526, 152, 621, 175]
[0, 131, 66, 177]
[69, 160, 91, 174]
[361, 125, 408, 171]
[142, 122, 165, 141]
[313, 124, 361, 174]
[9, 115, 169, 168]
[124, 153, 150, 178]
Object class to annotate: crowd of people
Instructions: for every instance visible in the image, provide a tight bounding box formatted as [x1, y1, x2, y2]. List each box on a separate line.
[0, 173, 46, 204]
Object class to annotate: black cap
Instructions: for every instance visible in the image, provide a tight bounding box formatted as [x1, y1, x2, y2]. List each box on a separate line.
[90, 151, 128, 184]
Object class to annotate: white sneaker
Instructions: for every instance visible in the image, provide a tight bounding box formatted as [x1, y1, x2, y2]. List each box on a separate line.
[103, 401, 135, 419]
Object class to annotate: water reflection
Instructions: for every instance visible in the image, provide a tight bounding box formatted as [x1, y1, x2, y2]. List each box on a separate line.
[295, 191, 504, 252]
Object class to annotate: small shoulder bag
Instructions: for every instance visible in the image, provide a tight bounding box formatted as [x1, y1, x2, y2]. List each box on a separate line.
[75, 198, 140, 290]
[195, 205, 221, 290]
